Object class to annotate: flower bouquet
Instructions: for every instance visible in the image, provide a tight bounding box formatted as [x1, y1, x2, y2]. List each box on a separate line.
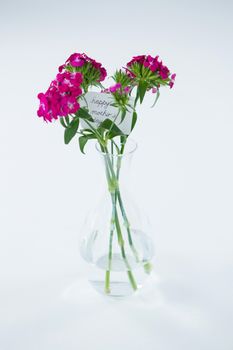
[37, 53, 175, 297]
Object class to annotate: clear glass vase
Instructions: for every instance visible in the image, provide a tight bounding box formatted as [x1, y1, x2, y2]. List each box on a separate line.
[80, 139, 154, 297]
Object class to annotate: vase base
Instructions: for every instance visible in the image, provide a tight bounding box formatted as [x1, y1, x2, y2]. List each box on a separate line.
[90, 280, 141, 298]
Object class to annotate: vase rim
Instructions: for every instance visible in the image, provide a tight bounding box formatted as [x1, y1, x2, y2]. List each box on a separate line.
[95, 138, 138, 157]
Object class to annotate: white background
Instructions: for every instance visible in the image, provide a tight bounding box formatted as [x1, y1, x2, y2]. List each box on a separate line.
[1, 0, 233, 349]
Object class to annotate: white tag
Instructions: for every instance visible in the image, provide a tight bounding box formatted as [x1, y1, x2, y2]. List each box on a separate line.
[79, 92, 133, 135]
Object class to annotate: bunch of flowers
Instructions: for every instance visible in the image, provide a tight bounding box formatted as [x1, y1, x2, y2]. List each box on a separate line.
[37, 52, 175, 142]
[126, 54, 175, 85]
[100, 70, 134, 121]
[37, 71, 83, 122]
[37, 52, 175, 295]
[59, 53, 107, 92]
[125, 54, 176, 106]
[37, 53, 108, 140]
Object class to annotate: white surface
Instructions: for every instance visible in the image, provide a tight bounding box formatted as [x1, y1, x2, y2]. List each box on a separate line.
[1, 0, 233, 349]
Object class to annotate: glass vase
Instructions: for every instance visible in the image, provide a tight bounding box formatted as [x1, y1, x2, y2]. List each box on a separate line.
[80, 139, 154, 297]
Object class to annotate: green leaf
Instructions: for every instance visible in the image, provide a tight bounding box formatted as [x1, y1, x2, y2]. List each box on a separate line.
[120, 135, 127, 144]
[108, 130, 124, 139]
[79, 136, 88, 154]
[120, 109, 127, 123]
[134, 88, 140, 107]
[60, 118, 67, 128]
[64, 115, 70, 125]
[78, 134, 96, 154]
[76, 107, 94, 122]
[100, 118, 121, 131]
[99, 118, 124, 139]
[131, 111, 137, 131]
[64, 118, 79, 144]
[138, 80, 148, 104]
[113, 69, 132, 87]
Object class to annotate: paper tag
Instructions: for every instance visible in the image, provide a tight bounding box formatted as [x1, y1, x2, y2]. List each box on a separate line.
[79, 92, 133, 135]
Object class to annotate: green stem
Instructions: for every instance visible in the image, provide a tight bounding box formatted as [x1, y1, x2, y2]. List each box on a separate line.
[103, 153, 137, 292]
[116, 190, 140, 263]
[106, 110, 121, 140]
[104, 150, 140, 264]
[111, 139, 120, 153]
[105, 209, 114, 293]
[105, 270, 110, 294]
[84, 120, 105, 145]
[104, 156, 115, 294]
[111, 140, 114, 171]
[113, 200, 137, 291]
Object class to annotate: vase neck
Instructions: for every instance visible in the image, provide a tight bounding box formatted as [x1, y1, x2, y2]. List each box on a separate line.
[102, 153, 133, 186]
[96, 139, 137, 189]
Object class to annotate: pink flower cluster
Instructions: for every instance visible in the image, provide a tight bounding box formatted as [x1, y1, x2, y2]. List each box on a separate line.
[37, 71, 83, 122]
[127, 55, 176, 88]
[59, 53, 107, 82]
[109, 83, 131, 94]
[102, 83, 131, 94]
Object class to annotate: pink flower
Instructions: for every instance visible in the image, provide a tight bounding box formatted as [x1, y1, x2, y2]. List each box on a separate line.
[58, 64, 65, 73]
[124, 86, 131, 94]
[123, 67, 136, 79]
[127, 55, 146, 67]
[99, 67, 107, 82]
[169, 73, 176, 88]
[159, 64, 170, 79]
[60, 53, 107, 83]
[144, 55, 160, 72]
[37, 71, 83, 122]
[109, 83, 122, 93]
[67, 53, 86, 67]
[125, 54, 175, 96]
[60, 96, 80, 115]
[56, 71, 83, 94]
[91, 60, 101, 69]
[126, 54, 171, 81]
[37, 93, 50, 120]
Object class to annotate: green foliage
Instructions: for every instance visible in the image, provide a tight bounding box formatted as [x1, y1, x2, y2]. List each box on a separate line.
[138, 80, 148, 104]
[64, 118, 79, 144]
[99, 118, 124, 139]
[61, 63, 167, 151]
[128, 63, 171, 105]
[131, 111, 137, 131]
[120, 109, 127, 123]
[60, 118, 67, 128]
[81, 62, 101, 90]
[66, 62, 102, 92]
[79, 134, 97, 154]
[129, 62, 143, 78]
[76, 107, 94, 121]
[65, 64, 75, 73]
[111, 94, 130, 119]
[113, 70, 132, 88]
